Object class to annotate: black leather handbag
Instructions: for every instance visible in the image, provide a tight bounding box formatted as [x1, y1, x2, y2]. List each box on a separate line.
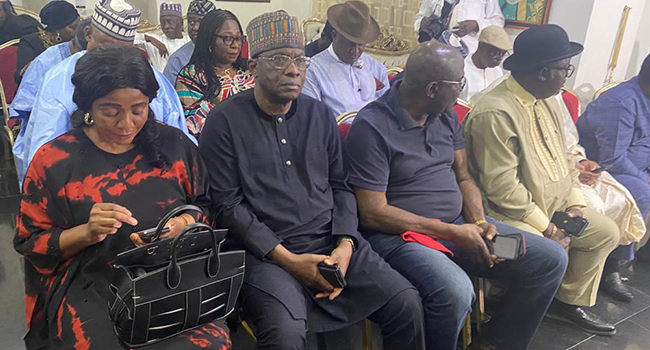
[109, 205, 245, 348]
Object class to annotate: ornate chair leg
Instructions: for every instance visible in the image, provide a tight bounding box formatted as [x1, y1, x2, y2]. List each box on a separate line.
[461, 313, 472, 349]
[240, 320, 257, 341]
[362, 319, 373, 350]
[473, 277, 486, 333]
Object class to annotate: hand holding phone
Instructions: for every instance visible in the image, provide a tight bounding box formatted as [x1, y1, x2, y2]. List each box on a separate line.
[134, 226, 171, 243]
[591, 166, 611, 174]
[317, 262, 347, 289]
[486, 233, 525, 260]
[551, 211, 589, 237]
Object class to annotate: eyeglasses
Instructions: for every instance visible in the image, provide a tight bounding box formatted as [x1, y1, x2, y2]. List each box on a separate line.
[256, 54, 311, 71]
[485, 45, 510, 59]
[216, 35, 245, 47]
[436, 77, 467, 91]
[545, 64, 575, 78]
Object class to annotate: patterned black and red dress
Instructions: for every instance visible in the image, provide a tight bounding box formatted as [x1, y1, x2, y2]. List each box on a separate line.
[14, 125, 231, 350]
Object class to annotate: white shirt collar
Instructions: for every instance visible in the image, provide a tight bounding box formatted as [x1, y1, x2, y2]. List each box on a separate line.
[327, 44, 363, 68]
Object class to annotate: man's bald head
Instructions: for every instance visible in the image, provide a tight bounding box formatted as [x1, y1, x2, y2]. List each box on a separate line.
[403, 41, 464, 87]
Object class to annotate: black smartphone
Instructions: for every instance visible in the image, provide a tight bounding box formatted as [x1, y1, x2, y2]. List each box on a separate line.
[134, 226, 171, 242]
[551, 211, 589, 237]
[317, 262, 347, 289]
[591, 165, 611, 174]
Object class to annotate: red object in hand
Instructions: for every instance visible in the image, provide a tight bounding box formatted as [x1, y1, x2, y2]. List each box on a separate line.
[402, 222, 454, 257]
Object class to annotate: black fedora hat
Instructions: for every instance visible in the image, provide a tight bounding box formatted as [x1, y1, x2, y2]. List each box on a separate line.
[503, 24, 584, 71]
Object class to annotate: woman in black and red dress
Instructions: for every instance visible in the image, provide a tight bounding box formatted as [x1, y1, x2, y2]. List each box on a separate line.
[14, 46, 231, 350]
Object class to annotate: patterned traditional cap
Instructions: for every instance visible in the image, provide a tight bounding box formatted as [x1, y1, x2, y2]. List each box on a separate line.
[160, 2, 182, 18]
[246, 10, 303, 58]
[187, 0, 215, 16]
[91, 0, 141, 42]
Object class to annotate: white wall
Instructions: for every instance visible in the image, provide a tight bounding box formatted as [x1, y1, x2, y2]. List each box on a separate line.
[504, 0, 646, 106]
[572, 0, 646, 101]
[626, 0, 650, 77]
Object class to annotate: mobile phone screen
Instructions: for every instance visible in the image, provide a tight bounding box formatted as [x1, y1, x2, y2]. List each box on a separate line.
[493, 236, 519, 260]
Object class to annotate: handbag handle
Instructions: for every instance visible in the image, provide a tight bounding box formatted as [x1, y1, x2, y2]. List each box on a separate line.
[166, 222, 224, 289]
[152, 204, 204, 242]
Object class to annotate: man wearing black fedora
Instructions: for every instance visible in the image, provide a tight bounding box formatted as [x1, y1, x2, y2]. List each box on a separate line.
[464, 24, 620, 335]
[303, 1, 390, 119]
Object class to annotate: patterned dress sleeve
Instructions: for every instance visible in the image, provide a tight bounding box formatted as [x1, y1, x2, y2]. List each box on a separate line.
[14, 141, 71, 274]
[176, 64, 215, 135]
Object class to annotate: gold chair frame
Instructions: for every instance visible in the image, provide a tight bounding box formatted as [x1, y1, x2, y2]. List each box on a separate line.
[0, 38, 20, 52]
[336, 111, 358, 125]
[593, 81, 623, 101]
[456, 98, 470, 109]
[14, 6, 40, 21]
[386, 66, 404, 77]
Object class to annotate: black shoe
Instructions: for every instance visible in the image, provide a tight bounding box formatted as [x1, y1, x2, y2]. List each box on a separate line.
[601, 272, 634, 302]
[546, 300, 616, 336]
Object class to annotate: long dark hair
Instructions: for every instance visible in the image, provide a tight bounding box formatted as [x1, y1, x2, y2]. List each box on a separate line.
[70, 45, 168, 168]
[189, 9, 248, 100]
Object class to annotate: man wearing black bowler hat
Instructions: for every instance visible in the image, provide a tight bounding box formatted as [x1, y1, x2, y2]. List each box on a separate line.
[464, 24, 620, 335]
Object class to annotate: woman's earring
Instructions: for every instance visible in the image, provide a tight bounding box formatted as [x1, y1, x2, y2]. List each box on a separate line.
[55, 32, 63, 43]
[84, 112, 94, 126]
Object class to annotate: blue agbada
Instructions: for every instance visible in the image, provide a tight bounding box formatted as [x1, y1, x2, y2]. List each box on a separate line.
[9, 42, 72, 121]
[13, 51, 195, 186]
[163, 41, 194, 85]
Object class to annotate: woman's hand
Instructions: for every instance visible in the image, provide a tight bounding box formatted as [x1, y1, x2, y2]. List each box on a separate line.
[85, 203, 138, 245]
[129, 213, 195, 247]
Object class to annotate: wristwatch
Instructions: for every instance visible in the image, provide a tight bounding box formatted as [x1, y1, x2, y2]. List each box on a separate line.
[339, 237, 356, 252]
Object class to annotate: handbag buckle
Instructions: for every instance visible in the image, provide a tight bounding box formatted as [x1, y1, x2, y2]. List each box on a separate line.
[147, 246, 158, 255]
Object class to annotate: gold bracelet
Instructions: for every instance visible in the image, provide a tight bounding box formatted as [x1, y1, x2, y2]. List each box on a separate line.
[474, 219, 488, 226]
[339, 237, 356, 252]
[549, 226, 558, 239]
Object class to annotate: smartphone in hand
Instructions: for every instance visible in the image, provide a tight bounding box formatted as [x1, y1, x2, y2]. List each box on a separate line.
[486, 234, 525, 260]
[317, 262, 347, 288]
[591, 165, 611, 174]
[133, 226, 171, 243]
[551, 211, 589, 237]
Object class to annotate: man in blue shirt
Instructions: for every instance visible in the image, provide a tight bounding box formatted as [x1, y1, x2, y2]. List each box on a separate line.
[163, 0, 215, 85]
[13, 0, 193, 186]
[577, 54, 650, 259]
[346, 41, 568, 350]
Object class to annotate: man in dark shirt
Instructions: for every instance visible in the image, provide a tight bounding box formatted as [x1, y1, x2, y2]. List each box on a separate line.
[305, 21, 333, 58]
[200, 11, 424, 349]
[346, 41, 568, 350]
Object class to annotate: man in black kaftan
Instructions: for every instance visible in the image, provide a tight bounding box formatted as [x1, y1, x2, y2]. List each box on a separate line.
[199, 9, 425, 350]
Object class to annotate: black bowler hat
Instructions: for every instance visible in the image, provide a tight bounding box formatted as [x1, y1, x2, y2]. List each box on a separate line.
[40, 1, 79, 32]
[503, 24, 583, 72]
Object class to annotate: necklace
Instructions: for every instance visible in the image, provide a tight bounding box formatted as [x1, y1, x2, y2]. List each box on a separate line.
[214, 66, 233, 77]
